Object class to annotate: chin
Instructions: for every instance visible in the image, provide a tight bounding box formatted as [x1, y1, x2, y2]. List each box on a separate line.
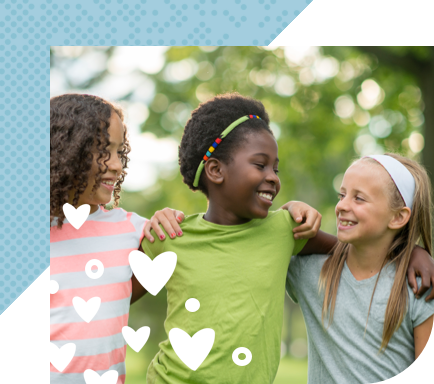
[255, 209, 270, 219]
[337, 232, 352, 244]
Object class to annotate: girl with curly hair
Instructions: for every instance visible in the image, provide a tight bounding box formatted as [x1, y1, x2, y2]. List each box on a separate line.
[50, 94, 184, 384]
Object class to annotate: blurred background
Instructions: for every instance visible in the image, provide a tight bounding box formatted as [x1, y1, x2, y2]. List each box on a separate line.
[50, 46, 434, 383]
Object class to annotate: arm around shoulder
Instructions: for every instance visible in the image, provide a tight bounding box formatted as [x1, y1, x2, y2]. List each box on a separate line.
[297, 230, 337, 256]
[130, 243, 148, 305]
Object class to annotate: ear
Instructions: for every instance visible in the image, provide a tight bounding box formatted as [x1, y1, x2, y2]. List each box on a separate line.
[388, 207, 411, 230]
[203, 158, 225, 186]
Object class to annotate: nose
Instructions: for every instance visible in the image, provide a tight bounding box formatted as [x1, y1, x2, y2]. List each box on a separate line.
[108, 152, 123, 177]
[336, 195, 349, 213]
[265, 168, 280, 186]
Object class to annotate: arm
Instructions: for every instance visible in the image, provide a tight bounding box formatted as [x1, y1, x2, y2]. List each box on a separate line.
[142, 207, 185, 243]
[298, 230, 337, 256]
[130, 243, 148, 304]
[407, 246, 434, 301]
[414, 315, 433, 359]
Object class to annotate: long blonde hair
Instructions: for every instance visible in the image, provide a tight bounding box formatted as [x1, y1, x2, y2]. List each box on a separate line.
[319, 153, 433, 352]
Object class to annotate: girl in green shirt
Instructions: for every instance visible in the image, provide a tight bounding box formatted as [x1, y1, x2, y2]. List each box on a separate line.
[142, 93, 434, 384]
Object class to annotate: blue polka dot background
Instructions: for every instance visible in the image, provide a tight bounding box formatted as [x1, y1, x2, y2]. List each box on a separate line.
[0, 0, 311, 315]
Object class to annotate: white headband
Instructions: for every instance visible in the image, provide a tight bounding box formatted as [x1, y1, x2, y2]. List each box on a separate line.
[367, 155, 416, 209]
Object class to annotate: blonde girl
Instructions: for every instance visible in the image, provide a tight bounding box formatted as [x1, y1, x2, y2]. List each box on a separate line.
[286, 153, 434, 383]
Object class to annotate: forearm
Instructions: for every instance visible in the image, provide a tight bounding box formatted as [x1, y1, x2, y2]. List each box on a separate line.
[131, 273, 147, 304]
[298, 230, 337, 256]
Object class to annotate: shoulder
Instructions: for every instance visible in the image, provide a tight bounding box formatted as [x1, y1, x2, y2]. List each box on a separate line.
[408, 277, 434, 327]
[288, 254, 328, 279]
[263, 210, 296, 228]
[294, 253, 329, 269]
[103, 207, 147, 223]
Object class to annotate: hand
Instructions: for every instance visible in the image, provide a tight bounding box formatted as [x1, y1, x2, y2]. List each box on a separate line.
[143, 208, 185, 243]
[407, 245, 434, 301]
[280, 201, 322, 240]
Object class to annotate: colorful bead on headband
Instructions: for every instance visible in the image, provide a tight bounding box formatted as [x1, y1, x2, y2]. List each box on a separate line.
[193, 114, 261, 187]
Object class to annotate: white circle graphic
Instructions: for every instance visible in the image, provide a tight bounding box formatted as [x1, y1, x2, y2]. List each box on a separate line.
[232, 347, 252, 366]
[185, 298, 200, 312]
[49, 280, 59, 294]
[85, 259, 104, 279]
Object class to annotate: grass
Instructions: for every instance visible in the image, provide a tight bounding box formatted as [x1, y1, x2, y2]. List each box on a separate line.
[125, 349, 308, 384]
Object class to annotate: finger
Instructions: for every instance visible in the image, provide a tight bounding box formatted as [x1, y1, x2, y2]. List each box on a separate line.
[293, 222, 313, 233]
[416, 270, 430, 298]
[154, 210, 177, 239]
[313, 214, 322, 233]
[407, 267, 418, 294]
[142, 220, 154, 243]
[288, 206, 303, 223]
[295, 221, 322, 239]
[279, 202, 291, 211]
[175, 210, 185, 224]
[426, 277, 434, 302]
[303, 210, 317, 231]
[160, 208, 182, 238]
[149, 213, 167, 241]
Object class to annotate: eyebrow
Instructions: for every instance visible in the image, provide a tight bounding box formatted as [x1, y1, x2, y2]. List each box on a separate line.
[340, 187, 367, 195]
[252, 153, 279, 162]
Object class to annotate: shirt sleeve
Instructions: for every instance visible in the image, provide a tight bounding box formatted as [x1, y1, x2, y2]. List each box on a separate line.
[141, 232, 166, 260]
[411, 278, 434, 328]
[289, 216, 309, 255]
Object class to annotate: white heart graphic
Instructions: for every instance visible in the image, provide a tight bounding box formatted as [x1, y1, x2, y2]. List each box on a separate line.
[72, 296, 101, 323]
[50, 279, 59, 294]
[122, 326, 150, 352]
[83, 369, 118, 384]
[50, 342, 76, 372]
[62, 203, 90, 230]
[129, 250, 177, 296]
[169, 328, 215, 371]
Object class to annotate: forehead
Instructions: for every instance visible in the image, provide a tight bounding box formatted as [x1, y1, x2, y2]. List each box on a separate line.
[108, 112, 125, 142]
[238, 129, 278, 157]
[343, 160, 390, 192]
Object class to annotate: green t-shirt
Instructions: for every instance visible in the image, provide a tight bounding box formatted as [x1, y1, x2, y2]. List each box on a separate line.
[142, 210, 307, 384]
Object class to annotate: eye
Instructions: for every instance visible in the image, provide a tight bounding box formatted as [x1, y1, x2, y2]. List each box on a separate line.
[274, 169, 279, 174]
[254, 163, 265, 169]
[355, 196, 364, 202]
[337, 193, 344, 200]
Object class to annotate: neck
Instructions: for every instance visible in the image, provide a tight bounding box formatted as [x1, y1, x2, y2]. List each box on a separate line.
[346, 236, 394, 280]
[68, 191, 99, 214]
[204, 200, 251, 225]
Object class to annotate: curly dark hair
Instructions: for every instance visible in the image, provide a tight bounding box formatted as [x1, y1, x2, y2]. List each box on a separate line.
[179, 92, 272, 196]
[50, 94, 131, 228]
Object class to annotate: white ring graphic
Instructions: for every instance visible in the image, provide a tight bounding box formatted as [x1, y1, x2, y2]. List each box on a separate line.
[232, 347, 252, 366]
[85, 259, 104, 279]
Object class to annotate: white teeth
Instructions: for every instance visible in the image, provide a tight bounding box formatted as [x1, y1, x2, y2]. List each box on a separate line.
[257, 192, 273, 201]
[102, 181, 115, 186]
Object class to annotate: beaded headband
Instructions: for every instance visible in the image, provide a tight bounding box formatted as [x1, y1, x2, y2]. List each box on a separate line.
[193, 114, 261, 187]
[366, 155, 416, 209]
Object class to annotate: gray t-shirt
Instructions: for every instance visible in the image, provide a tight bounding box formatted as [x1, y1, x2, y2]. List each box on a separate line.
[286, 254, 434, 384]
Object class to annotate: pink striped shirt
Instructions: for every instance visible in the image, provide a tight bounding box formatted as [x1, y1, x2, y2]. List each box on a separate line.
[50, 206, 147, 384]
